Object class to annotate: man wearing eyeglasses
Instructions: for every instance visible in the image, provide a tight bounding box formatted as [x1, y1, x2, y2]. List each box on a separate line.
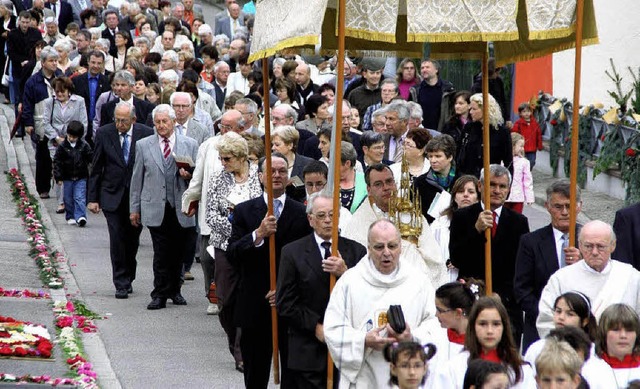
[537, 219, 640, 338]
[302, 160, 352, 232]
[227, 153, 312, 388]
[171, 92, 209, 146]
[234, 98, 261, 137]
[276, 192, 366, 388]
[514, 179, 583, 351]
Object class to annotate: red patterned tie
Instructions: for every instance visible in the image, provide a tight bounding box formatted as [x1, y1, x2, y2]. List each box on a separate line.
[162, 137, 171, 159]
[491, 211, 498, 238]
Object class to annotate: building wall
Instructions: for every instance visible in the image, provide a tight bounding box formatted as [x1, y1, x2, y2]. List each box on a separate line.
[553, 0, 640, 108]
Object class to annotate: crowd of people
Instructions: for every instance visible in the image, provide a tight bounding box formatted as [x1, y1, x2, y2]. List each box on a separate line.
[6, 0, 640, 388]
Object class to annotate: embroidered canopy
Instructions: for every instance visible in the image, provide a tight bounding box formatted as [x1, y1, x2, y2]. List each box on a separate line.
[249, 0, 598, 65]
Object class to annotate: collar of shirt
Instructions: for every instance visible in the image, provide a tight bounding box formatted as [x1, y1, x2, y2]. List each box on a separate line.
[580, 258, 612, 274]
[480, 203, 503, 221]
[552, 227, 568, 243]
[158, 131, 176, 150]
[262, 192, 287, 211]
[552, 226, 569, 266]
[121, 96, 134, 106]
[314, 233, 331, 258]
[176, 119, 189, 134]
[120, 127, 133, 143]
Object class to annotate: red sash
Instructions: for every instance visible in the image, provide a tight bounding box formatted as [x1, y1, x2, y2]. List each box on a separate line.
[602, 353, 640, 369]
[447, 328, 465, 345]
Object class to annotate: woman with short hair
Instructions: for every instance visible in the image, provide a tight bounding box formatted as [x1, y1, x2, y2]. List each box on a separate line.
[295, 94, 331, 135]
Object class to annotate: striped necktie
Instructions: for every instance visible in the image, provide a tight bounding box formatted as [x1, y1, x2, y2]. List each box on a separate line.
[162, 137, 171, 159]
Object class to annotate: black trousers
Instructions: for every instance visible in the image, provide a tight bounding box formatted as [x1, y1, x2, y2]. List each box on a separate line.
[290, 367, 339, 389]
[241, 317, 291, 389]
[33, 136, 51, 194]
[103, 192, 143, 291]
[147, 203, 195, 299]
[214, 248, 242, 363]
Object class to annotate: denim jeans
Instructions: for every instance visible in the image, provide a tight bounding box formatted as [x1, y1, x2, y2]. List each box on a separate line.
[63, 178, 87, 221]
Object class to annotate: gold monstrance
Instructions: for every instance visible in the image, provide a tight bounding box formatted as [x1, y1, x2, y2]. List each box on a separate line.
[388, 154, 422, 244]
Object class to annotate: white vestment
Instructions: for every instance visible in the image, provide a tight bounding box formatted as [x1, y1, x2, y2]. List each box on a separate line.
[525, 341, 614, 389]
[323, 256, 438, 389]
[428, 350, 536, 389]
[342, 198, 448, 288]
[537, 260, 640, 338]
[589, 355, 640, 389]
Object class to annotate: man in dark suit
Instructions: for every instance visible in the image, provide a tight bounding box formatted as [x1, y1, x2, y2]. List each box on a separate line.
[88, 102, 154, 299]
[450, 164, 530, 346]
[129, 104, 199, 310]
[227, 153, 313, 389]
[514, 179, 582, 352]
[44, 0, 73, 33]
[213, 1, 242, 40]
[277, 193, 366, 388]
[213, 60, 229, 111]
[101, 9, 119, 57]
[72, 50, 110, 146]
[613, 202, 640, 269]
[101, 70, 154, 128]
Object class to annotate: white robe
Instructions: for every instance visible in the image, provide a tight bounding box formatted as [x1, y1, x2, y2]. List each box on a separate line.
[323, 256, 439, 389]
[342, 198, 448, 288]
[525, 340, 614, 389]
[537, 260, 640, 338]
[588, 355, 640, 389]
[428, 350, 536, 389]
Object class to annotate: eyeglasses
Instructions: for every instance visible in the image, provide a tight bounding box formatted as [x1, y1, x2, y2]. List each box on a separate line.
[581, 243, 610, 252]
[114, 118, 131, 123]
[219, 156, 233, 162]
[305, 182, 326, 189]
[551, 204, 572, 211]
[172, 104, 191, 109]
[371, 242, 400, 251]
[219, 123, 234, 130]
[312, 212, 333, 220]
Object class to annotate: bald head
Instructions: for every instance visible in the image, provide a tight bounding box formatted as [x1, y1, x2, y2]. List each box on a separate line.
[220, 109, 244, 133]
[295, 62, 311, 87]
[579, 220, 616, 272]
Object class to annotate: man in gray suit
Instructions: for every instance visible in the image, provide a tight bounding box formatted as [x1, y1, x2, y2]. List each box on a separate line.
[170, 91, 209, 282]
[234, 98, 261, 137]
[214, 2, 243, 40]
[130, 104, 199, 310]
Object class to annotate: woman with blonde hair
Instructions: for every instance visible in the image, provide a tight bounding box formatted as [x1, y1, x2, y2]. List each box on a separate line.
[456, 93, 512, 178]
[204, 132, 262, 372]
[271, 125, 314, 185]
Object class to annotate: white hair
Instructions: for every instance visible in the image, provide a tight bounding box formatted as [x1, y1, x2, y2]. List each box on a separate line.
[53, 39, 73, 53]
[152, 104, 176, 121]
[45, 16, 57, 25]
[162, 50, 179, 64]
[169, 91, 192, 106]
[95, 38, 111, 51]
[198, 24, 212, 35]
[159, 70, 179, 86]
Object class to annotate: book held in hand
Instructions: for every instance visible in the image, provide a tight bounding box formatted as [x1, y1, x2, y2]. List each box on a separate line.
[172, 153, 195, 170]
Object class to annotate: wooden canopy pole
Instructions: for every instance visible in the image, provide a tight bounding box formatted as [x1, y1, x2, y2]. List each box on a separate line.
[262, 58, 280, 385]
[569, 0, 585, 247]
[327, 0, 346, 387]
[481, 46, 493, 295]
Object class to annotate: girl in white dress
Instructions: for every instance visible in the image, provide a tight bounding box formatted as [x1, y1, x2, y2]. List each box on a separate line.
[524, 292, 597, 370]
[593, 304, 640, 388]
[384, 341, 437, 389]
[429, 296, 536, 388]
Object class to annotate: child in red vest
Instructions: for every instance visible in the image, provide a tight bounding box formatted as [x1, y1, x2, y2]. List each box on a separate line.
[512, 102, 543, 169]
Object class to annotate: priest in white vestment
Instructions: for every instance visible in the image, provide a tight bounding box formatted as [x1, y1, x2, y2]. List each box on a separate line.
[324, 220, 439, 388]
[537, 220, 640, 338]
[341, 164, 447, 288]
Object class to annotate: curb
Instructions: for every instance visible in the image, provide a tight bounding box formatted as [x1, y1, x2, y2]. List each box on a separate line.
[0, 104, 122, 389]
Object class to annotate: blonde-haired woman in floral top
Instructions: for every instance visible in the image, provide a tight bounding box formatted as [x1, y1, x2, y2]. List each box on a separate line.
[204, 131, 262, 372]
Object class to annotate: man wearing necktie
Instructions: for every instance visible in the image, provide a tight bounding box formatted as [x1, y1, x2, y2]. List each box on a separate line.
[277, 193, 366, 388]
[129, 104, 199, 310]
[101, 10, 119, 56]
[227, 153, 312, 388]
[383, 102, 410, 163]
[88, 102, 153, 300]
[514, 179, 582, 352]
[450, 164, 530, 347]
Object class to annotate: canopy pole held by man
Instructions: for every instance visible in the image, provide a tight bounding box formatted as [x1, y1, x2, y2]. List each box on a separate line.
[569, 0, 585, 248]
[327, 0, 347, 386]
[481, 45, 493, 295]
[261, 58, 280, 385]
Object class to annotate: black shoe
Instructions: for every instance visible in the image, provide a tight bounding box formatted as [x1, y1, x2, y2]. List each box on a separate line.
[171, 294, 187, 305]
[235, 361, 244, 373]
[115, 289, 128, 299]
[147, 298, 166, 310]
[127, 286, 133, 294]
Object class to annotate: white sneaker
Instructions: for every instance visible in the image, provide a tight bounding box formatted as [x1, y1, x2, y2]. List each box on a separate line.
[207, 303, 219, 315]
[67, 219, 76, 225]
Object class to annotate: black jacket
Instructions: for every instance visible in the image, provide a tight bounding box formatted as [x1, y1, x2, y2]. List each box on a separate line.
[53, 138, 93, 181]
[413, 168, 459, 224]
[7, 26, 42, 77]
[456, 120, 513, 178]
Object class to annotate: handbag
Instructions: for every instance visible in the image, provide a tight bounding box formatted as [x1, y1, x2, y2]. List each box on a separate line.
[387, 305, 406, 334]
